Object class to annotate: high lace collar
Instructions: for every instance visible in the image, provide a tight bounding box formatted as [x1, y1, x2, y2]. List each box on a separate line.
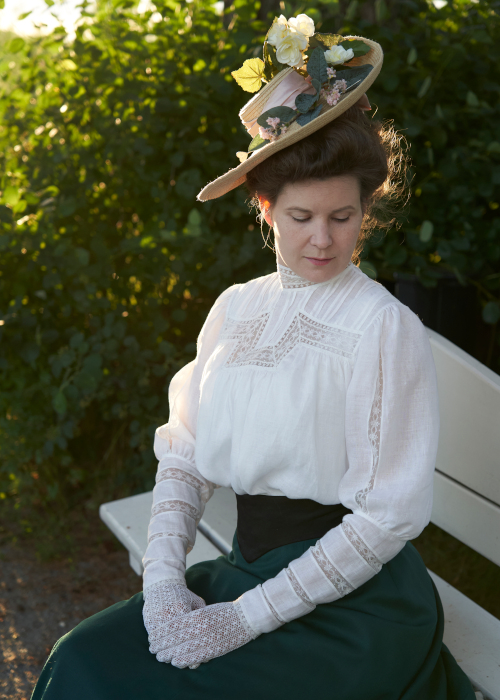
[277, 259, 353, 290]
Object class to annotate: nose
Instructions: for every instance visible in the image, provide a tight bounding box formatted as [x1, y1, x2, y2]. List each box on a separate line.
[309, 219, 333, 249]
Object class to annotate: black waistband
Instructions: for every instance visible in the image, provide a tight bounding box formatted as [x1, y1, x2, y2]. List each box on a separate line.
[235, 493, 353, 563]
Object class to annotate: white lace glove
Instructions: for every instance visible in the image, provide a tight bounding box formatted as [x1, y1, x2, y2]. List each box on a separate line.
[151, 600, 258, 669]
[143, 580, 207, 653]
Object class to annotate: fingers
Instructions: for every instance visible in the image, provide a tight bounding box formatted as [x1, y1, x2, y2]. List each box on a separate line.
[170, 641, 209, 669]
[190, 593, 206, 611]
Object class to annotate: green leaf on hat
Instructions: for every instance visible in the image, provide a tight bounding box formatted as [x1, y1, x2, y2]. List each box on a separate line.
[231, 58, 266, 93]
[307, 47, 329, 86]
[295, 91, 318, 114]
[339, 39, 371, 57]
[296, 104, 323, 126]
[248, 133, 268, 152]
[335, 64, 373, 91]
[263, 43, 287, 83]
[256, 106, 297, 127]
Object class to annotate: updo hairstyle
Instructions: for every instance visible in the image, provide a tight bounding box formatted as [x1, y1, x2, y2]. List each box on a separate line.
[244, 105, 408, 264]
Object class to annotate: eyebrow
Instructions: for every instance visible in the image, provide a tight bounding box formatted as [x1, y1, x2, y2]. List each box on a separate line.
[285, 205, 356, 214]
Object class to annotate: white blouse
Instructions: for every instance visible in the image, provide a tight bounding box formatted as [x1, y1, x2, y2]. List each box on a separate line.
[143, 258, 440, 625]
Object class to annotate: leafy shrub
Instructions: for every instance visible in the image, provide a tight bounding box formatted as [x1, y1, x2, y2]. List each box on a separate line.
[0, 0, 499, 525]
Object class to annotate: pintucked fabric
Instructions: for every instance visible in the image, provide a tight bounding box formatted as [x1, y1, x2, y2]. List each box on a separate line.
[31, 529, 475, 700]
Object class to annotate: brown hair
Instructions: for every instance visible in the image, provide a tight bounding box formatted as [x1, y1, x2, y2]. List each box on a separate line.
[244, 105, 408, 264]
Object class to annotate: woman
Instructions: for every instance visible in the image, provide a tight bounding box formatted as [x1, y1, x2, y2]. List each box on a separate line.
[32, 16, 477, 700]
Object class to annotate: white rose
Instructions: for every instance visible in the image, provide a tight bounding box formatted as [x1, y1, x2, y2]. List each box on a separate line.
[324, 45, 355, 65]
[288, 13, 315, 38]
[267, 15, 289, 47]
[276, 31, 308, 67]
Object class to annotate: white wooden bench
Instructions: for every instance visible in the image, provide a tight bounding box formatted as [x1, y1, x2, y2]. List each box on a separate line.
[100, 327, 500, 700]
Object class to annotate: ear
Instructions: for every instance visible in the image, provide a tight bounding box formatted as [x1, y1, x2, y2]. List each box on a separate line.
[258, 195, 273, 228]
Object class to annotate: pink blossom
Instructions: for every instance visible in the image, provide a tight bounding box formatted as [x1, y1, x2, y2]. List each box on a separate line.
[259, 126, 273, 140]
[266, 116, 281, 128]
[326, 67, 336, 79]
[320, 78, 348, 107]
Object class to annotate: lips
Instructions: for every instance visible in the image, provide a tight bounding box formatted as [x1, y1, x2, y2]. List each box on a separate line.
[305, 256, 333, 266]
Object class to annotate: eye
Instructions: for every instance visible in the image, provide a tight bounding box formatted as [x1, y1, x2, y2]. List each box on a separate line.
[292, 216, 309, 222]
[335, 217, 349, 223]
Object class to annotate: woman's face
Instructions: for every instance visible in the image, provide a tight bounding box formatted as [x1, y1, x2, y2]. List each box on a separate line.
[259, 175, 364, 283]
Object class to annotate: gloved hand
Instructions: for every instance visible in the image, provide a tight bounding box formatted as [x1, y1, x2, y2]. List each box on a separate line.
[151, 600, 259, 669]
[143, 580, 207, 654]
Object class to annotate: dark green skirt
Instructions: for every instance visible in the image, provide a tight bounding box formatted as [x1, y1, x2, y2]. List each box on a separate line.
[32, 530, 475, 700]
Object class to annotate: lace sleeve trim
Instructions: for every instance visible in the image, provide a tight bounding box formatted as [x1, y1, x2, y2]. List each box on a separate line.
[156, 467, 206, 493]
[151, 500, 200, 520]
[285, 567, 315, 609]
[341, 521, 382, 573]
[310, 540, 355, 597]
[233, 599, 260, 640]
[355, 352, 383, 512]
[260, 584, 286, 625]
[147, 531, 192, 546]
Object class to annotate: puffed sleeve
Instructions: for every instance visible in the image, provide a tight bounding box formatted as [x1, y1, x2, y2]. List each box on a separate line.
[338, 302, 440, 563]
[143, 284, 237, 591]
[233, 302, 440, 635]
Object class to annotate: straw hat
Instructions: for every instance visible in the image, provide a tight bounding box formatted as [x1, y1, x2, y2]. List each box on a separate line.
[197, 33, 383, 202]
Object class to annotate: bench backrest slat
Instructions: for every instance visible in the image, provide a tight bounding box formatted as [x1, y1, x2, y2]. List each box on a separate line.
[427, 328, 500, 567]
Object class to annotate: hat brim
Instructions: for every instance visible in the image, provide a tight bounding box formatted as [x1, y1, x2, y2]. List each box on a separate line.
[197, 36, 383, 202]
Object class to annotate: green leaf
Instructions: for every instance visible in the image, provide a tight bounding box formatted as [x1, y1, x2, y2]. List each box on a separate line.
[60, 59, 77, 71]
[263, 43, 286, 82]
[345, 0, 359, 21]
[58, 196, 76, 217]
[17, 11, 32, 20]
[340, 40, 371, 58]
[419, 220, 434, 242]
[307, 47, 329, 85]
[75, 248, 90, 266]
[53, 391, 67, 415]
[482, 302, 500, 325]
[466, 91, 479, 107]
[1, 186, 20, 206]
[186, 208, 202, 236]
[417, 76, 432, 99]
[407, 47, 417, 65]
[335, 65, 373, 91]
[296, 104, 323, 126]
[248, 133, 268, 152]
[256, 106, 297, 127]
[7, 37, 25, 54]
[83, 353, 102, 377]
[295, 91, 318, 114]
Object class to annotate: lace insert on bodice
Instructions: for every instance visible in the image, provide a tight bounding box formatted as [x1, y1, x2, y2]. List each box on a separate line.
[355, 353, 383, 512]
[221, 311, 360, 369]
[277, 261, 353, 290]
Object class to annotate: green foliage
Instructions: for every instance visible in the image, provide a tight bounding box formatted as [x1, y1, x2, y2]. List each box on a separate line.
[0, 0, 500, 524]
[0, 0, 272, 516]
